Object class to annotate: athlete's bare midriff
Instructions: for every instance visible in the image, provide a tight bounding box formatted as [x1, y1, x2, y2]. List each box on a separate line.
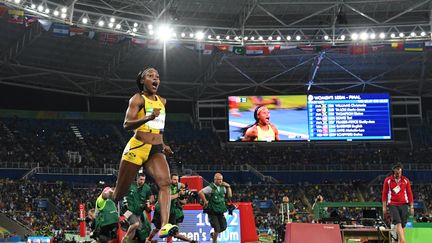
[134, 130, 164, 144]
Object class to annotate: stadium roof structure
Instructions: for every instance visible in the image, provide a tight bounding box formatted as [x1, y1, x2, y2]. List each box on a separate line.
[1, 0, 432, 101]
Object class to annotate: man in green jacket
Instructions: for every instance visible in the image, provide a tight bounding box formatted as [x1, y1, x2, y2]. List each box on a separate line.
[93, 187, 119, 242]
[199, 173, 233, 243]
[121, 173, 153, 243]
[148, 174, 196, 243]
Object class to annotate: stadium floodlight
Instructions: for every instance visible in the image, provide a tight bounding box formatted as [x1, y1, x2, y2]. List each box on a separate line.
[360, 32, 368, 41]
[157, 25, 173, 41]
[37, 5, 44, 12]
[207, 35, 212, 39]
[148, 24, 153, 29]
[108, 22, 114, 28]
[258, 36, 263, 41]
[250, 36, 255, 41]
[60, 13, 67, 19]
[82, 17, 88, 24]
[196, 31, 205, 40]
[61, 7, 67, 13]
[379, 32, 386, 39]
[132, 27, 137, 32]
[390, 33, 396, 38]
[268, 36, 273, 40]
[421, 31, 426, 37]
[234, 36, 239, 41]
[31, 4, 36, 9]
[44, 8, 50, 14]
[370, 33, 376, 39]
[53, 10, 59, 16]
[181, 32, 186, 37]
[226, 35, 230, 40]
[149, 30, 154, 35]
[295, 35, 301, 41]
[276, 36, 281, 41]
[324, 35, 329, 40]
[189, 33, 194, 38]
[399, 32, 405, 37]
[351, 33, 359, 40]
[109, 17, 115, 23]
[116, 24, 121, 29]
[98, 20, 104, 27]
[410, 32, 416, 37]
[216, 35, 220, 40]
[340, 35, 346, 40]
[286, 35, 291, 40]
[133, 22, 138, 27]
[244, 36, 249, 41]
[14, 0, 20, 3]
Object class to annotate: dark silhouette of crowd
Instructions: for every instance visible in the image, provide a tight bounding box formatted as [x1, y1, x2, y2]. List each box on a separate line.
[2, 118, 432, 170]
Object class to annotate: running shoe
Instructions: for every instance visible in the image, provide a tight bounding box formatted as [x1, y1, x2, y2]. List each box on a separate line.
[158, 224, 179, 238]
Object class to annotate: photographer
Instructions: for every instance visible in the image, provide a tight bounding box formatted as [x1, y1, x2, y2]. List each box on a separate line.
[311, 195, 328, 223]
[121, 173, 153, 243]
[199, 173, 233, 243]
[147, 174, 197, 243]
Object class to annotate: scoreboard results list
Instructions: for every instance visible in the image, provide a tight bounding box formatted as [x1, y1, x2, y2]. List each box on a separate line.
[307, 93, 391, 140]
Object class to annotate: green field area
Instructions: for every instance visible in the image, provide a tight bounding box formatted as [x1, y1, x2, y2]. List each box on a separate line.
[406, 227, 432, 243]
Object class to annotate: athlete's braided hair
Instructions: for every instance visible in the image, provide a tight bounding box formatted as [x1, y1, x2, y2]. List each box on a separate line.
[239, 105, 265, 138]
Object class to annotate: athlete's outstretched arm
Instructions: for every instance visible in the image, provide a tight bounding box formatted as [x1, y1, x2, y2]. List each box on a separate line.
[242, 126, 257, 141]
[123, 93, 159, 130]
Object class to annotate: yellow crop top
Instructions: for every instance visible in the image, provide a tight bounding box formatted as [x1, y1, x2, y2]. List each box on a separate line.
[135, 94, 165, 134]
[257, 125, 275, 142]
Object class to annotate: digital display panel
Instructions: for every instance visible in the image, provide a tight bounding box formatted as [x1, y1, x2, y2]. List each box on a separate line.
[152, 210, 241, 243]
[308, 93, 391, 140]
[228, 95, 309, 141]
[228, 93, 391, 142]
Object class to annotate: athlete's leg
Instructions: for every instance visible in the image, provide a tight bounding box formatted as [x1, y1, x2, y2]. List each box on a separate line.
[113, 159, 141, 201]
[122, 220, 140, 243]
[144, 153, 177, 237]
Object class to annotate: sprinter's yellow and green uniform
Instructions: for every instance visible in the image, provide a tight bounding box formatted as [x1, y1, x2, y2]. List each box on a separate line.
[257, 125, 276, 141]
[121, 94, 166, 165]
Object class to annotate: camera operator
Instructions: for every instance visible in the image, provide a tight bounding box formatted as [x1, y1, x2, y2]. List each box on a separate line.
[147, 174, 197, 243]
[311, 195, 328, 223]
[199, 173, 233, 243]
[121, 173, 153, 243]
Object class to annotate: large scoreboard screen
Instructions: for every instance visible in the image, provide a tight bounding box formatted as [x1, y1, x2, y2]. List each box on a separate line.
[228, 93, 391, 142]
[307, 93, 391, 140]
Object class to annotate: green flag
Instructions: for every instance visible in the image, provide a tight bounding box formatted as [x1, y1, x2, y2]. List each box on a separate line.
[233, 46, 246, 55]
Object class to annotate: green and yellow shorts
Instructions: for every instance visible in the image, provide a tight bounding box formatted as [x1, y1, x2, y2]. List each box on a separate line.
[121, 137, 163, 165]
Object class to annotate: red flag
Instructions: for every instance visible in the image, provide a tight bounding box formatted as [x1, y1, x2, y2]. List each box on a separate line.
[216, 44, 231, 52]
[297, 45, 314, 52]
[245, 45, 270, 55]
[8, 9, 24, 24]
[350, 44, 368, 55]
[391, 42, 404, 51]
[0, 6, 7, 18]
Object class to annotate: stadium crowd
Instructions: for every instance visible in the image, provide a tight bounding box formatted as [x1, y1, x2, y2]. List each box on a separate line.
[1, 117, 432, 240]
[1, 118, 432, 170]
[1, 178, 431, 239]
